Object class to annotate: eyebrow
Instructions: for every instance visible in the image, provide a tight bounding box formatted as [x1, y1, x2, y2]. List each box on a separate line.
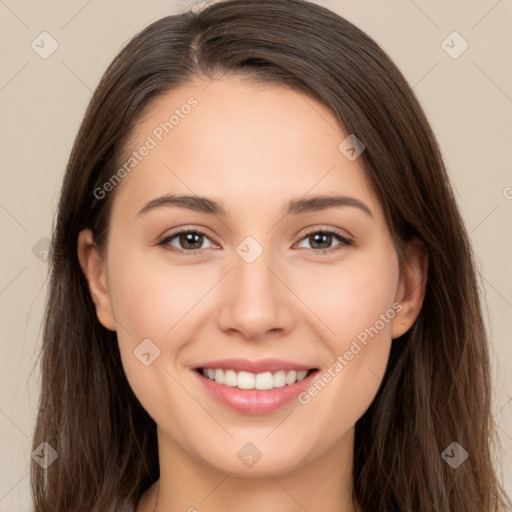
[137, 194, 373, 219]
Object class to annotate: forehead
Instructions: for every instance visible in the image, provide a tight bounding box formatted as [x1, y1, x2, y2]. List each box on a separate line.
[111, 76, 382, 222]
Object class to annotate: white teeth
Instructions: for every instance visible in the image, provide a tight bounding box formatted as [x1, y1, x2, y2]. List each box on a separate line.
[285, 370, 297, 385]
[255, 372, 274, 390]
[296, 370, 308, 382]
[273, 370, 286, 388]
[223, 369, 237, 387]
[214, 369, 224, 385]
[237, 371, 255, 389]
[200, 368, 312, 389]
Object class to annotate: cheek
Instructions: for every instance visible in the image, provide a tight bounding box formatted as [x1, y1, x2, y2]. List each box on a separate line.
[105, 246, 221, 407]
[107, 247, 209, 341]
[295, 250, 399, 345]
[294, 247, 399, 421]
[332, 255, 399, 379]
[105, 250, 204, 424]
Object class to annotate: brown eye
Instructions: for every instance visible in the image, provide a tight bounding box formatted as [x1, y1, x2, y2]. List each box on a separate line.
[296, 230, 353, 252]
[159, 229, 215, 253]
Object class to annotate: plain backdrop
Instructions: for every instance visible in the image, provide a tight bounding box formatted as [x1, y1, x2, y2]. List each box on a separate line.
[0, 0, 511, 509]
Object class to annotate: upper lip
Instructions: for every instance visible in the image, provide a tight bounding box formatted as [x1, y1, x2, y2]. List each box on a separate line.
[193, 358, 317, 373]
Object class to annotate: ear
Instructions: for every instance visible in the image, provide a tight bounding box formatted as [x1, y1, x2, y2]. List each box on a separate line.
[77, 229, 117, 331]
[391, 237, 428, 339]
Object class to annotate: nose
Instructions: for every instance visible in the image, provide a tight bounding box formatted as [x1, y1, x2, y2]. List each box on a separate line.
[215, 243, 296, 342]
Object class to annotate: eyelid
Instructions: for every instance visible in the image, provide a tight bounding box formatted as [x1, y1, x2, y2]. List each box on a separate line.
[298, 225, 353, 242]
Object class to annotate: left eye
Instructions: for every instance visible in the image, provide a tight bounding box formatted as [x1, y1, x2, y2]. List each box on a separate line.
[160, 230, 214, 252]
[158, 229, 352, 254]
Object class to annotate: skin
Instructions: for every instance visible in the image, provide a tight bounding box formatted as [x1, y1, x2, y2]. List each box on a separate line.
[78, 76, 428, 512]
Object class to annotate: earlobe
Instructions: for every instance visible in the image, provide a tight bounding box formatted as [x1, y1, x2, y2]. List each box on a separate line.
[391, 237, 428, 339]
[77, 229, 117, 331]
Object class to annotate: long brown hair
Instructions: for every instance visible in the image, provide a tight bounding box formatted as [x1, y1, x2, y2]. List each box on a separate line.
[31, 0, 511, 510]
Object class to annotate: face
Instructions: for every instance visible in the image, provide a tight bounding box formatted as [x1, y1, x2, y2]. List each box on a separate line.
[79, 76, 426, 479]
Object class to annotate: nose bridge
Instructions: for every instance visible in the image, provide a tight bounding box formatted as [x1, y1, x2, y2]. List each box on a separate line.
[236, 238, 275, 296]
[234, 234, 281, 308]
[216, 234, 294, 339]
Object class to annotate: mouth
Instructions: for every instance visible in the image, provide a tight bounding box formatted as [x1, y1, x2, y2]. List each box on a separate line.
[194, 367, 318, 390]
[191, 360, 319, 415]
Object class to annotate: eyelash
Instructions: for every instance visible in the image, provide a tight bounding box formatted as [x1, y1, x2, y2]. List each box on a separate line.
[157, 226, 354, 256]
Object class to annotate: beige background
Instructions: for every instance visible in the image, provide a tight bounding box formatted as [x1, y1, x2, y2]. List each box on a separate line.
[1, 0, 511, 509]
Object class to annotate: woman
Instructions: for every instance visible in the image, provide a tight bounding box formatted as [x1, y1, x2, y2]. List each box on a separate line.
[31, 0, 511, 510]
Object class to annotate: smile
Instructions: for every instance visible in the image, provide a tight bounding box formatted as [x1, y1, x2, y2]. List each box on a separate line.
[198, 368, 313, 390]
[192, 359, 320, 415]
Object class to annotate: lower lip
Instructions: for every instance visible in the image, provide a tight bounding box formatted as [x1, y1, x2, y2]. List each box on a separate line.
[193, 369, 319, 415]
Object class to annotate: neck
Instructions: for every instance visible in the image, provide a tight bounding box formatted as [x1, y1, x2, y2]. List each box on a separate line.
[145, 426, 358, 512]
